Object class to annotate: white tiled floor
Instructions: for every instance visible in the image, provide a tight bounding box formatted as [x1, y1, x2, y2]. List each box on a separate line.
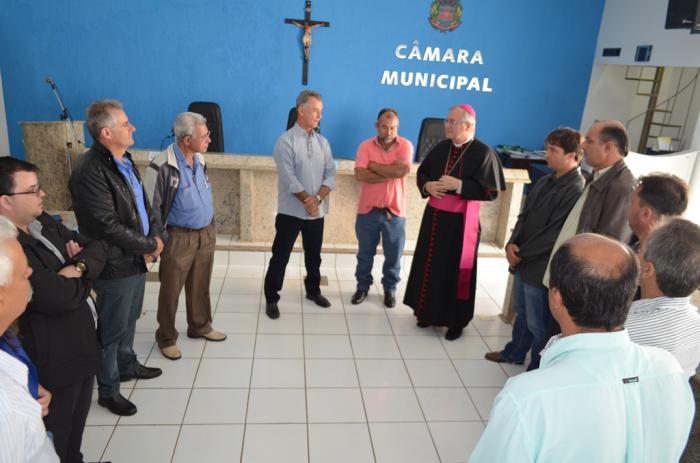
[82, 247, 524, 463]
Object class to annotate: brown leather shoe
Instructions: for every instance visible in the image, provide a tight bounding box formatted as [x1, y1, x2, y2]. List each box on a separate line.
[484, 351, 524, 365]
[484, 351, 507, 363]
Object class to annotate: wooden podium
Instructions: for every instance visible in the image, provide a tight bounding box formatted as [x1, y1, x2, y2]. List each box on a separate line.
[21, 121, 85, 211]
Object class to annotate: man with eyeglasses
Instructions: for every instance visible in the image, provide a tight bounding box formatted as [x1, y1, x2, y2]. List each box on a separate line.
[264, 89, 336, 319]
[404, 104, 505, 341]
[543, 120, 636, 289]
[0, 157, 106, 462]
[69, 99, 164, 417]
[144, 112, 226, 361]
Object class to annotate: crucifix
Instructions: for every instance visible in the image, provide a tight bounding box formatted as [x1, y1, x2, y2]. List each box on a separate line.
[284, 1, 330, 85]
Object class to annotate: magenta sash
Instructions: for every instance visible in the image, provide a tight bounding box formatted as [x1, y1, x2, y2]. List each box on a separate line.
[428, 195, 480, 300]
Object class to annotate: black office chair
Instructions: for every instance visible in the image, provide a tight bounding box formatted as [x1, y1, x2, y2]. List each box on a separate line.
[286, 106, 320, 133]
[188, 102, 224, 152]
[415, 117, 446, 162]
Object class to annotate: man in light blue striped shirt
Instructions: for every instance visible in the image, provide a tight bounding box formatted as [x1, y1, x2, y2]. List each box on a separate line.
[471, 233, 693, 462]
[264, 90, 336, 319]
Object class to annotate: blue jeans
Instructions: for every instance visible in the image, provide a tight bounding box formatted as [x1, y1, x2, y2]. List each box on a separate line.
[501, 272, 552, 370]
[94, 273, 145, 399]
[355, 209, 406, 292]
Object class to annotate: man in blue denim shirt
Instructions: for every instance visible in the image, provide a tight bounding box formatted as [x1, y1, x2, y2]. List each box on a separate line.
[264, 90, 336, 319]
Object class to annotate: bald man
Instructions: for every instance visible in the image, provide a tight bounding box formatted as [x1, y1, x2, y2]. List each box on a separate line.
[471, 234, 693, 462]
[543, 121, 636, 288]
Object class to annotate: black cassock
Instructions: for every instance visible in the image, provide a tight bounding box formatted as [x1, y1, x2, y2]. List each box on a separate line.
[404, 138, 505, 328]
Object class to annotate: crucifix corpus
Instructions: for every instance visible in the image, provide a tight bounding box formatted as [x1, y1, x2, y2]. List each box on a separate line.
[284, 0, 330, 85]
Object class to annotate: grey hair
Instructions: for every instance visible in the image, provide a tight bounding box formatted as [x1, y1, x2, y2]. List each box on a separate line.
[449, 105, 476, 127]
[296, 90, 323, 108]
[0, 216, 18, 287]
[173, 112, 207, 140]
[644, 218, 700, 297]
[86, 99, 123, 141]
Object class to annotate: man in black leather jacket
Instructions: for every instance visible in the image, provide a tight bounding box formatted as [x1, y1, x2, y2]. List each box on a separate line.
[69, 99, 164, 417]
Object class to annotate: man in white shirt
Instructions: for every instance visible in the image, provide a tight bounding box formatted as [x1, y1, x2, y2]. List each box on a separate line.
[471, 233, 693, 462]
[0, 215, 58, 462]
[626, 218, 700, 376]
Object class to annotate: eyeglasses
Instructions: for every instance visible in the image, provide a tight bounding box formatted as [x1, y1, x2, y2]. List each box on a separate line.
[444, 119, 466, 127]
[189, 131, 211, 140]
[1, 186, 43, 198]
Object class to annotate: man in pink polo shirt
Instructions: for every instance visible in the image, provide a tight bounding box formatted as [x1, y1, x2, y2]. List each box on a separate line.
[352, 108, 413, 308]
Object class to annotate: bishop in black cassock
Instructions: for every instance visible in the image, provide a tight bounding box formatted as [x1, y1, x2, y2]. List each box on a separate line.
[404, 104, 505, 340]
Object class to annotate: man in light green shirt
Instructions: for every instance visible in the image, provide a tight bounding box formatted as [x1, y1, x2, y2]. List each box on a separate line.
[471, 233, 693, 462]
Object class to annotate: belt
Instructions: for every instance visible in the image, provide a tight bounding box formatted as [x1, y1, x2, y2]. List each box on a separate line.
[166, 224, 210, 233]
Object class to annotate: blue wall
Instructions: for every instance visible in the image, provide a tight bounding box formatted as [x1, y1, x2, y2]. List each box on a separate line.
[0, 0, 604, 159]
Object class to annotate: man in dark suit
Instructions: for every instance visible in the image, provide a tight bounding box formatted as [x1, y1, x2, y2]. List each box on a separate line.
[0, 157, 105, 463]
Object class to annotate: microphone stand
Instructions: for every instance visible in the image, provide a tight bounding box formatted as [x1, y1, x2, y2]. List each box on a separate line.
[46, 78, 80, 172]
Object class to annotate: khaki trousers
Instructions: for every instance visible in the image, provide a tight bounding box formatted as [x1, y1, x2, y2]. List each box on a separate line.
[156, 224, 215, 348]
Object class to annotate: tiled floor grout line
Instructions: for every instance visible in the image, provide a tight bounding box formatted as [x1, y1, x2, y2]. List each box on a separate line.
[442, 337, 491, 423]
[341, 264, 380, 463]
[380, 282, 444, 463]
[299, 279, 311, 463]
[166, 262, 233, 463]
[237, 271, 263, 463]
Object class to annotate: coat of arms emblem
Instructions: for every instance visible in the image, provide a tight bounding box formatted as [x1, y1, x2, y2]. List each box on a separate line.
[429, 0, 462, 32]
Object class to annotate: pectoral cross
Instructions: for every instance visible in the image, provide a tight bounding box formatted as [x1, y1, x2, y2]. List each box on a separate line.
[284, 1, 330, 85]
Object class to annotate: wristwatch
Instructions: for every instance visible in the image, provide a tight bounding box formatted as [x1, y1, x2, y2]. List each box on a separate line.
[315, 195, 323, 204]
[74, 260, 88, 276]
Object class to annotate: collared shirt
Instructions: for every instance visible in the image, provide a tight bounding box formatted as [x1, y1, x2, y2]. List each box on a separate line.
[355, 135, 413, 217]
[508, 167, 584, 287]
[0, 350, 59, 463]
[112, 154, 150, 236]
[166, 143, 214, 229]
[0, 330, 39, 399]
[627, 296, 700, 377]
[542, 165, 614, 287]
[274, 123, 336, 220]
[470, 330, 694, 462]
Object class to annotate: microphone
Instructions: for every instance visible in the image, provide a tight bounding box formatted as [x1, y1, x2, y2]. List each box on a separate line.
[44, 76, 55, 86]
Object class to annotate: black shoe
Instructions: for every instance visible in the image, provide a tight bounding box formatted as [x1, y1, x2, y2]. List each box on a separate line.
[351, 289, 368, 305]
[266, 302, 280, 319]
[416, 320, 430, 328]
[120, 363, 162, 382]
[384, 292, 396, 308]
[445, 327, 463, 341]
[97, 394, 137, 416]
[306, 293, 331, 308]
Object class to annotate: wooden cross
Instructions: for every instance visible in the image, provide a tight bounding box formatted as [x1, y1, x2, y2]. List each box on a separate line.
[284, 1, 330, 85]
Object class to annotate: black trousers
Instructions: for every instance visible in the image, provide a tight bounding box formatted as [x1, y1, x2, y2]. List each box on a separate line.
[44, 375, 94, 463]
[265, 213, 324, 303]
